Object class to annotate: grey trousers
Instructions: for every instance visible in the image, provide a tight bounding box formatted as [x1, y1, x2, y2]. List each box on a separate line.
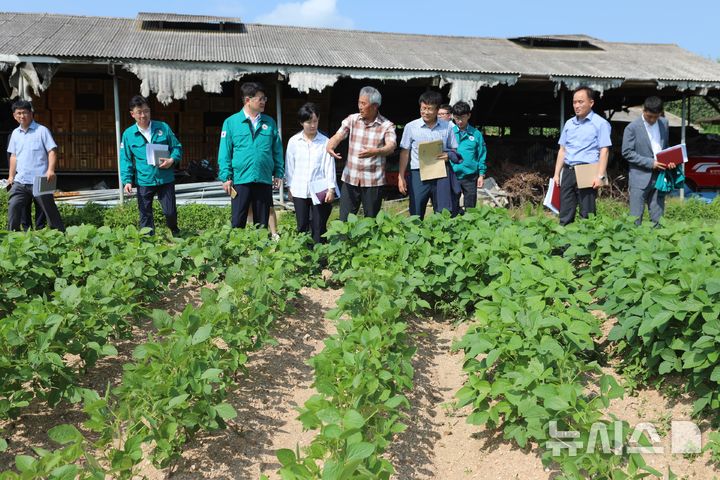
[629, 185, 664, 225]
[8, 182, 65, 232]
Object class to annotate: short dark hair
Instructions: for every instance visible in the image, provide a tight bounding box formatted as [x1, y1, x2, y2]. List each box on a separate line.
[129, 95, 149, 110]
[573, 86, 595, 102]
[240, 82, 266, 99]
[11, 99, 33, 113]
[643, 96, 664, 114]
[452, 101, 472, 116]
[439, 103, 452, 113]
[419, 90, 443, 107]
[298, 102, 319, 123]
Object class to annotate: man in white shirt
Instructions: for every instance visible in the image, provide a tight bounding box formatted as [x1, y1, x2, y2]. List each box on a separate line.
[621, 96, 672, 225]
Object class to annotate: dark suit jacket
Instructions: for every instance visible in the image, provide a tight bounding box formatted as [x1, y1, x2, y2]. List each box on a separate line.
[622, 116, 669, 189]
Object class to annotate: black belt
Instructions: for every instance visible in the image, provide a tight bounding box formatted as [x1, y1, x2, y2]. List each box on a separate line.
[563, 163, 583, 170]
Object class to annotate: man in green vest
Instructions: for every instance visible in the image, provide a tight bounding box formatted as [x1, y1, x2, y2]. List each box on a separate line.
[218, 82, 284, 228]
[120, 95, 183, 235]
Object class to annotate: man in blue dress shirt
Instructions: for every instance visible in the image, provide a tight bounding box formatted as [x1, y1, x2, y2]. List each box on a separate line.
[552, 87, 611, 225]
[398, 91, 461, 219]
[6, 99, 65, 231]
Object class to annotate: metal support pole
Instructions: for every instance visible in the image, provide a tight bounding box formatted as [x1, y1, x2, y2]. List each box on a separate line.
[275, 79, 284, 207]
[680, 93, 687, 201]
[113, 71, 124, 204]
[560, 89, 566, 130]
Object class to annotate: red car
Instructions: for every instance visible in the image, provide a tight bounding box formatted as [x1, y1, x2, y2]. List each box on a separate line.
[685, 156, 720, 190]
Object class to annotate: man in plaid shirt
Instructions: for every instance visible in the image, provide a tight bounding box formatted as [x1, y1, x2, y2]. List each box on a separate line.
[326, 86, 397, 221]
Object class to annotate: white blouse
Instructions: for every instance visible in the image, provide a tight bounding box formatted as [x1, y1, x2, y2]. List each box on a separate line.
[285, 131, 337, 199]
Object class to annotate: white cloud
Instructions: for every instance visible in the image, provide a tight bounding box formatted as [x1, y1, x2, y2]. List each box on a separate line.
[254, 0, 353, 29]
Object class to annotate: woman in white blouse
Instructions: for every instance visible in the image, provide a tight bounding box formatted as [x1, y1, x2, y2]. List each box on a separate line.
[285, 103, 338, 244]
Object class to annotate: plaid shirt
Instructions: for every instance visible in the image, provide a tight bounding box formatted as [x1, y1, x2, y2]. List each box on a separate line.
[336, 113, 396, 187]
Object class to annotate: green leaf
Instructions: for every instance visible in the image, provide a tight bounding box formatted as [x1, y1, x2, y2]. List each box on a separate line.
[48, 424, 83, 445]
[638, 311, 673, 336]
[276, 448, 296, 466]
[710, 365, 720, 383]
[342, 410, 365, 430]
[544, 396, 570, 412]
[191, 324, 213, 345]
[214, 403, 237, 420]
[15, 455, 36, 473]
[100, 344, 118, 356]
[316, 407, 342, 425]
[168, 394, 189, 408]
[0, 438, 7, 452]
[201, 368, 223, 381]
[384, 395, 407, 409]
[50, 465, 79, 480]
[346, 441, 374, 461]
[658, 360, 674, 375]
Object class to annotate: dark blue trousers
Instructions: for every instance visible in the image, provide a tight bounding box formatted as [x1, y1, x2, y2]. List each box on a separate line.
[137, 182, 178, 235]
[408, 166, 460, 219]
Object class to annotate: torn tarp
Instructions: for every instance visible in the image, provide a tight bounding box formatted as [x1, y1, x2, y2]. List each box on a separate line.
[550, 75, 624, 97]
[440, 73, 519, 107]
[8, 62, 58, 98]
[123, 61, 279, 104]
[124, 59, 521, 106]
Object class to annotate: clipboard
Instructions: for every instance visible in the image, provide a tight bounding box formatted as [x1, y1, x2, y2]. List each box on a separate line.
[574, 163, 608, 188]
[33, 175, 56, 197]
[146, 144, 169, 167]
[418, 139, 446, 181]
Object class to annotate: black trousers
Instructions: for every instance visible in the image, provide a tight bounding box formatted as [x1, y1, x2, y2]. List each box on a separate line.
[137, 183, 178, 235]
[559, 165, 597, 226]
[8, 183, 65, 232]
[458, 174, 479, 209]
[339, 183, 382, 221]
[293, 197, 332, 244]
[231, 182, 273, 228]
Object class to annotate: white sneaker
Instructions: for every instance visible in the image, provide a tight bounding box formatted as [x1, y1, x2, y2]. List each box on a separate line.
[271, 233, 280, 242]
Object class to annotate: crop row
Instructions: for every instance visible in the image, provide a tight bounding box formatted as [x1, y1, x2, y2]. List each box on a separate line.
[1, 231, 313, 478]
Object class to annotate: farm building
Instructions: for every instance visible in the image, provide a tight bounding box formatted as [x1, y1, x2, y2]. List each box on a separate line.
[1, 11, 720, 188]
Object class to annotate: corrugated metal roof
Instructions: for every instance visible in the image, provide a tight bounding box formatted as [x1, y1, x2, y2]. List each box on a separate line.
[1, 12, 719, 84]
[136, 12, 242, 24]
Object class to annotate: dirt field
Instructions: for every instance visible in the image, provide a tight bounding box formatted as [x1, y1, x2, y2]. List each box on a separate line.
[1, 287, 718, 479]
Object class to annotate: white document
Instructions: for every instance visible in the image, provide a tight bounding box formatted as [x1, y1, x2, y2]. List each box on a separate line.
[33, 175, 56, 197]
[309, 179, 340, 205]
[146, 144, 169, 167]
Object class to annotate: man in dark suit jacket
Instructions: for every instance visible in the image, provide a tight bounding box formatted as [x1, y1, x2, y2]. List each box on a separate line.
[621, 96, 674, 225]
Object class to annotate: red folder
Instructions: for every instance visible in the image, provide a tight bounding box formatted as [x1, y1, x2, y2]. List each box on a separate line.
[655, 144, 687, 167]
[543, 178, 560, 214]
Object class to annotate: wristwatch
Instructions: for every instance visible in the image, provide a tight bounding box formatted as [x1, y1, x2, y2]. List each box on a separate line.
[598, 174, 607, 180]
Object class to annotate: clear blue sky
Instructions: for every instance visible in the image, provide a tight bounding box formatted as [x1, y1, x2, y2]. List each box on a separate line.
[7, 0, 719, 60]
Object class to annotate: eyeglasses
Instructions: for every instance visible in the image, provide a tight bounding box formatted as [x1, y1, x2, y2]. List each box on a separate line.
[132, 109, 151, 116]
[13, 111, 31, 116]
[420, 107, 438, 113]
[250, 96, 268, 102]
